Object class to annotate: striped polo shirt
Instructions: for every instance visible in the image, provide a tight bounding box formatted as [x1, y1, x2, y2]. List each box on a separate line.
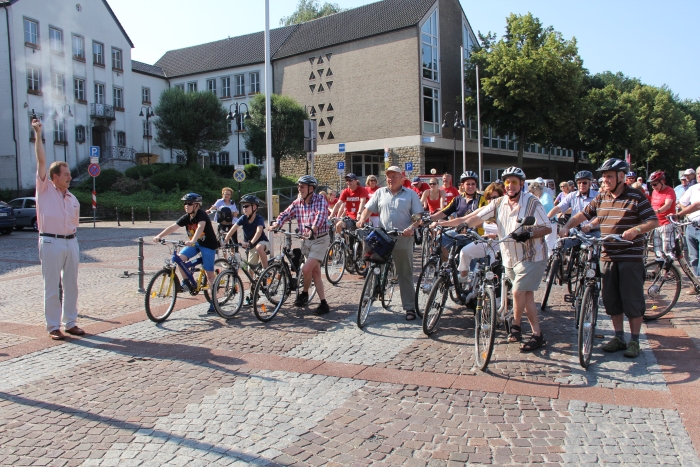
[581, 185, 656, 262]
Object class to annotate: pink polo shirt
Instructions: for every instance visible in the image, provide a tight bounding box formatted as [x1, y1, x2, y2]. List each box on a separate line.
[36, 172, 80, 236]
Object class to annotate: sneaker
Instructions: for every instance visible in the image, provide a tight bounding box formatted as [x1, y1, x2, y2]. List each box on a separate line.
[458, 273, 470, 285]
[623, 340, 640, 358]
[602, 336, 627, 352]
[314, 301, 330, 315]
[294, 291, 309, 307]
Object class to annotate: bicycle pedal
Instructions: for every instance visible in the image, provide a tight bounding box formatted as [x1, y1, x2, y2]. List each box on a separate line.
[563, 294, 575, 303]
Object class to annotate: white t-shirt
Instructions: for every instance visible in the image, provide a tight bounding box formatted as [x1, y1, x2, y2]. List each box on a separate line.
[680, 184, 700, 221]
[213, 199, 238, 224]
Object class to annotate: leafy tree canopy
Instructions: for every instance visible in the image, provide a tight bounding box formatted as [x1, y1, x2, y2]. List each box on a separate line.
[280, 0, 344, 26]
[154, 88, 229, 167]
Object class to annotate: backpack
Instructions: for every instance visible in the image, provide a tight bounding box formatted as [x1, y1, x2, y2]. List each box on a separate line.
[218, 206, 233, 223]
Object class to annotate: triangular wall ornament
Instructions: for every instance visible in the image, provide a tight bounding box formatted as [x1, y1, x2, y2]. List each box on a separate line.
[327, 103, 334, 111]
[309, 57, 315, 65]
[317, 69, 324, 77]
[327, 116, 334, 124]
[319, 131, 326, 140]
[328, 131, 335, 140]
[310, 106, 316, 114]
[326, 53, 332, 61]
[318, 103, 325, 112]
[309, 84, 316, 93]
[309, 71, 316, 80]
[326, 68, 333, 76]
[326, 81, 333, 90]
[318, 83, 325, 92]
[319, 118, 325, 127]
[317, 55, 324, 64]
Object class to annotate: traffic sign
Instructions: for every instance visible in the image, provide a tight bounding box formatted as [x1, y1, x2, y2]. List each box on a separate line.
[90, 157, 99, 164]
[234, 164, 245, 171]
[233, 170, 246, 182]
[88, 163, 101, 177]
[337, 161, 345, 171]
[405, 162, 413, 172]
[89, 146, 100, 158]
[339, 143, 345, 153]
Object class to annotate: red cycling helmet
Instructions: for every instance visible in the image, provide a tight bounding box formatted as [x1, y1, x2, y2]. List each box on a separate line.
[647, 170, 665, 184]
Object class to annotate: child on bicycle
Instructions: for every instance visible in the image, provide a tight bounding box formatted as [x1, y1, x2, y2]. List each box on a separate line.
[153, 193, 219, 313]
[224, 194, 270, 270]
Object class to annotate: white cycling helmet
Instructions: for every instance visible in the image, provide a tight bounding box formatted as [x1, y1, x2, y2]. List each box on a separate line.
[501, 166, 526, 181]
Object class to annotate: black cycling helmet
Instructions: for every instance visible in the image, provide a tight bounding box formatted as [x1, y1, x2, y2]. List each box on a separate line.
[297, 175, 318, 187]
[575, 170, 594, 181]
[181, 193, 202, 203]
[240, 194, 261, 206]
[501, 166, 526, 180]
[459, 171, 479, 183]
[596, 158, 629, 174]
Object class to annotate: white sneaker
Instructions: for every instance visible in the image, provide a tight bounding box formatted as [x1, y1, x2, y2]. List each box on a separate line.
[458, 273, 470, 284]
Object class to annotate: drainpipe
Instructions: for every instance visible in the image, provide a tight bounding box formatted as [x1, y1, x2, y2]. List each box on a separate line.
[3, 4, 20, 194]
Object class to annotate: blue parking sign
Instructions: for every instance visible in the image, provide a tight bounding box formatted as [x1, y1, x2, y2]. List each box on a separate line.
[337, 161, 345, 170]
[405, 161, 413, 172]
[90, 146, 100, 158]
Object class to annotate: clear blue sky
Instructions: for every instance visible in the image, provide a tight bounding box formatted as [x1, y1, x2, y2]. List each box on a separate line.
[108, 0, 699, 101]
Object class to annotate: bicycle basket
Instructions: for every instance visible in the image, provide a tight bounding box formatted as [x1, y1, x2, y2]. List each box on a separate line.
[363, 228, 396, 264]
[291, 247, 302, 272]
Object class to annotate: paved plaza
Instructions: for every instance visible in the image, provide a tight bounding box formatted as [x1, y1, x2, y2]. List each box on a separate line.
[1, 222, 700, 466]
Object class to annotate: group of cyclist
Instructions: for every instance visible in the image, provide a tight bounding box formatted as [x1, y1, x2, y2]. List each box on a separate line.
[151, 157, 700, 359]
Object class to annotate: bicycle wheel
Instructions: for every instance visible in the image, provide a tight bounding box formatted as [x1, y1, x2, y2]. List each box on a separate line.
[253, 264, 288, 322]
[422, 276, 449, 335]
[541, 257, 560, 311]
[415, 259, 439, 318]
[643, 261, 682, 320]
[202, 258, 230, 303]
[357, 269, 379, 329]
[297, 261, 317, 303]
[353, 241, 367, 276]
[212, 270, 244, 319]
[420, 228, 431, 266]
[145, 268, 178, 323]
[474, 285, 497, 371]
[381, 261, 398, 309]
[578, 285, 598, 369]
[567, 252, 581, 295]
[324, 241, 346, 284]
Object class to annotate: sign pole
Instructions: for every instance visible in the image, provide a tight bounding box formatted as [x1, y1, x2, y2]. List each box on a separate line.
[92, 176, 96, 228]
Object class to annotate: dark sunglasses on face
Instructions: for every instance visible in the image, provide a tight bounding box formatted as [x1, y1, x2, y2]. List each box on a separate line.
[650, 182, 660, 187]
[184, 202, 194, 206]
[242, 205, 252, 209]
[429, 182, 437, 186]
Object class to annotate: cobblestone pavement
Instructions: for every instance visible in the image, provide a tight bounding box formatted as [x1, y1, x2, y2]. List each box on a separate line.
[0, 223, 700, 465]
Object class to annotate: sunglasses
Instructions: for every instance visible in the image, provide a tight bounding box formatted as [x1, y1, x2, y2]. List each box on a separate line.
[367, 179, 377, 183]
[650, 182, 660, 187]
[560, 185, 567, 188]
[429, 182, 437, 186]
[184, 202, 194, 206]
[242, 204, 252, 209]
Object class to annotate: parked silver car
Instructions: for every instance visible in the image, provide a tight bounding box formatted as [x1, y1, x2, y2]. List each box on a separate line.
[8, 197, 38, 231]
[0, 201, 16, 234]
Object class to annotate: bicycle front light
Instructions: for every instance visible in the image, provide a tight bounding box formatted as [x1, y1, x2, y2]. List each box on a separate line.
[585, 267, 596, 279]
[373, 267, 381, 275]
[485, 271, 495, 281]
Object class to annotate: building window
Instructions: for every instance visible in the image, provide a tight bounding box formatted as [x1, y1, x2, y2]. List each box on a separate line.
[174, 83, 185, 91]
[187, 81, 197, 92]
[113, 87, 123, 109]
[497, 169, 505, 180]
[117, 131, 126, 146]
[111, 47, 123, 70]
[250, 72, 260, 94]
[75, 125, 85, 143]
[53, 118, 66, 143]
[240, 151, 251, 165]
[94, 83, 104, 104]
[142, 87, 151, 104]
[351, 154, 381, 181]
[422, 86, 440, 133]
[421, 10, 439, 81]
[27, 67, 41, 94]
[143, 121, 151, 138]
[221, 77, 230, 97]
[206, 79, 216, 95]
[93, 41, 104, 65]
[219, 151, 229, 165]
[74, 78, 85, 101]
[72, 34, 84, 60]
[483, 169, 492, 184]
[234, 74, 244, 96]
[49, 27, 63, 53]
[24, 19, 38, 46]
[226, 119, 233, 134]
[51, 72, 65, 97]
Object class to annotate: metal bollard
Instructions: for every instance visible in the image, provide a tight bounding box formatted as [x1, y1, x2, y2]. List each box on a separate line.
[137, 237, 145, 293]
[131, 207, 135, 225]
[116, 207, 120, 226]
[148, 207, 151, 223]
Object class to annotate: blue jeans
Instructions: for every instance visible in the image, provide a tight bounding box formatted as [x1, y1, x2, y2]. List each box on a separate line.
[686, 223, 700, 276]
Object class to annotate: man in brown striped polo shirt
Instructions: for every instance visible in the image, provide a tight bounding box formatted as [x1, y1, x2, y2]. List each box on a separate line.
[560, 158, 658, 358]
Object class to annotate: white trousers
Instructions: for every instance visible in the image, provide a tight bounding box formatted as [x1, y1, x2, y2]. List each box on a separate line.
[39, 236, 79, 332]
[458, 242, 497, 272]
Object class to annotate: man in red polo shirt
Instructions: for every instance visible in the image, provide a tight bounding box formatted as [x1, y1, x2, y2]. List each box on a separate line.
[410, 176, 430, 195]
[330, 173, 369, 234]
[648, 170, 676, 259]
[441, 173, 460, 207]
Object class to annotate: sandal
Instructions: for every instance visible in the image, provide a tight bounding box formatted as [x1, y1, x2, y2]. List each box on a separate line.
[405, 310, 416, 321]
[507, 325, 522, 343]
[520, 333, 546, 352]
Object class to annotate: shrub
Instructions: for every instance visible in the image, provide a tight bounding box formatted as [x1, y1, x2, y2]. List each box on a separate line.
[245, 164, 262, 181]
[79, 168, 122, 192]
[111, 177, 146, 195]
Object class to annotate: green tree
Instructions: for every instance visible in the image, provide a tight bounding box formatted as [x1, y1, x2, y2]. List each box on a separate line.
[280, 0, 344, 26]
[465, 13, 585, 167]
[243, 93, 307, 177]
[679, 99, 700, 159]
[154, 88, 229, 167]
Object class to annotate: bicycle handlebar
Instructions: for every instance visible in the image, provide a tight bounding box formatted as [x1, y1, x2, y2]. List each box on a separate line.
[565, 229, 632, 245]
[667, 215, 698, 228]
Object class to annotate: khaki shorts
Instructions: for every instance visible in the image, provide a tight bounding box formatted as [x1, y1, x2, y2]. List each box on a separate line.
[247, 241, 270, 266]
[505, 260, 547, 292]
[302, 235, 330, 262]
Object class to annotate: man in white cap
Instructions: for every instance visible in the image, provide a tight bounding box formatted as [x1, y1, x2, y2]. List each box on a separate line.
[675, 171, 692, 198]
[357, 166, 423, 320]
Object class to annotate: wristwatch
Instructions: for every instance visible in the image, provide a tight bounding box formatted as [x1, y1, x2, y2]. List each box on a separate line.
[635, 227, 642, 234]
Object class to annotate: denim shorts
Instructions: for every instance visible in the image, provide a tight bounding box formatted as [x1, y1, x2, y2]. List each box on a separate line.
[180, 244, 216, 271]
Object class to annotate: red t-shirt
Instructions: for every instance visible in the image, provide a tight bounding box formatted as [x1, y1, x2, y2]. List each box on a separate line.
[339, 186, 369, 220]
[402, 179, 412, 188]
[366, 186, 379, 217]
[411, 182, 430, 195]
[651, 185, 676, 226]
[443, 185, 460, 206]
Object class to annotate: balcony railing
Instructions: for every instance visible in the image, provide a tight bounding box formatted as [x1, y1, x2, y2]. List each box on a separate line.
[105, 146, 135, 162]
[90, 103, 115, 120]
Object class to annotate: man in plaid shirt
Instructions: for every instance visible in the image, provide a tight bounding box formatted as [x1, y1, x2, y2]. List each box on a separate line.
[271, 175, 330, 315]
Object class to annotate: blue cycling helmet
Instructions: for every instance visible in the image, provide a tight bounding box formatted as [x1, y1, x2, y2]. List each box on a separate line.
[181, 193, 202, 203]
[575, 170, 594, 181]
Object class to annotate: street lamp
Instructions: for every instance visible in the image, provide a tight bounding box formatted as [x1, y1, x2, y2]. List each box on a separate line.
[53, 104, 73, 163]
[304, 105, 317, 174]
[226, 103, 251, 166]
[139, 106, 155, 164]
[442, 111, 465, 180]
